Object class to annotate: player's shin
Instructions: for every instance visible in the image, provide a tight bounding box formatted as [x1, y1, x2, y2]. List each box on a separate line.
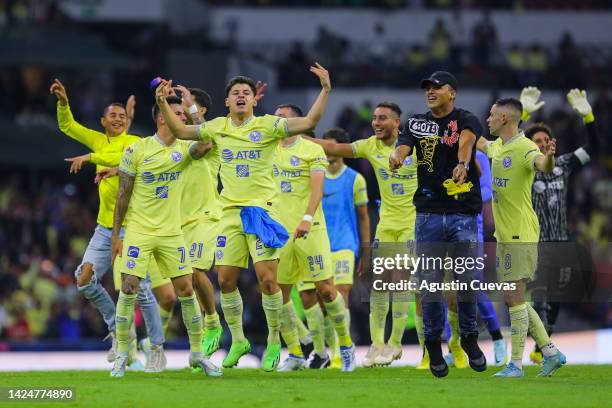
[262, 291, 283, 344]
[280, 300, 304, 357]
[221, 289, 246, 342]
[370, 290, 389, 347]
[324, 293, 352, 347]
[389, 291, 410, 347]
[116, 291, 137, 355]
[526, 303, 558, 357]
[178, 293, 204, 354]
[508, 303, 529, 369]
[305, 304, 326, 354]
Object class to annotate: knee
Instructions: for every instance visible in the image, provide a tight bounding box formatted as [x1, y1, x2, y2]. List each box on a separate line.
[217, 274, 237, 293]
[175, 286, 194, 298]
[316, 285, 334, 303]
[76, 263, 94, 287]
[300, 291, 317, 309]
[121, 274, 140, 295]
[157, 291, 177, 311]
[259, 277, 277, 295]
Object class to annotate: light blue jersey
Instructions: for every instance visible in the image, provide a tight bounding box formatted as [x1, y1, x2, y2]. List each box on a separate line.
[476, 150, 492, 242]
[322, 165, 368, 254]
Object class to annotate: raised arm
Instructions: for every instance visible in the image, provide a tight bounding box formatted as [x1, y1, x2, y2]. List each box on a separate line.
[111, 171, 135, 264]
[125, 95, 135, 133]
[286, 63, 331, 136]
[302, 136, 355, 158]
[567, 88, 600, 159]
[50, 79, 103, 151]
[189, 141, 213, 160]
[534, 138, 556, 173]
[156, 80, 203, 141]
[519, 86, 545, 122]
[294, 170, 325, 240]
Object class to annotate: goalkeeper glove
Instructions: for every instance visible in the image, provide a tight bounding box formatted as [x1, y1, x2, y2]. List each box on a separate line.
[520, 86, 546, 122]
[567, 88, 595, 124]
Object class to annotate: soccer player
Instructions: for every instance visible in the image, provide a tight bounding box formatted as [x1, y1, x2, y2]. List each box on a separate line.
[391, 71, 486, 377]
[444, 150, 508, 368]
[155, 63, 333, 372]
[476, 97, 566, 378]
[173, 85, 224, 357]
[50, 79, 164, 368]
[297, 127, 371, 369]
[109, 94, 221, 378]
[271, 104, 355, 372]
[306, 102, 418, 368]
[520, 87, 599, 364]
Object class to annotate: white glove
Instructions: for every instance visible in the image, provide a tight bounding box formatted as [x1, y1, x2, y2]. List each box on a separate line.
[520, 86, 546, 115]
[567, 89, 592, 117]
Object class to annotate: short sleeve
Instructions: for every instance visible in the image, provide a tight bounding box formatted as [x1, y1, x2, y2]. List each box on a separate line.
[521, 140, 542, 171]
[486, 139, 500, 160]
[351, 138, 369, 159]
[353, 173, 368, 206]
[459, 110, 484, 137]
[119, 144, 138, 176]
[309, 145, 329, 172]
[198, 122, 216, 143]
[397, 124, 416, 148]
[265, 115, 289, 140]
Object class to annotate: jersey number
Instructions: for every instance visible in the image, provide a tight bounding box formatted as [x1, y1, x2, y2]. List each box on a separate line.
[308, 255, 324, 272]
[190, 242, 204, 259]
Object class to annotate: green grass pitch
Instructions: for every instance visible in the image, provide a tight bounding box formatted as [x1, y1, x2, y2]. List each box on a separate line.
[2, 365, 612, 408]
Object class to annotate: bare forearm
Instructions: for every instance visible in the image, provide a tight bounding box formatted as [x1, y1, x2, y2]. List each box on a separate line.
[112, 172, 134, 236]
[357, 207, 371, 246]
[458, 132, 476, 164]
[305, 179, 323, 216]
[304, 88, 330, 130]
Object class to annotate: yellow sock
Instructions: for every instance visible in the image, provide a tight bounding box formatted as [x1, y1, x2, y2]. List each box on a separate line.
[280, 301, 303, 357]
[221, 289, 245, 342]
[305, 304, 325, 354]
[369, 290, 389, 347]
[324, 294, 352, 348]
[178, 294, 203, 354]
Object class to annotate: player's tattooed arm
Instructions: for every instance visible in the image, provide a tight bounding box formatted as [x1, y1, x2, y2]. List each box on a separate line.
[111, 171, 135, 264]
[286, 63, 331, 136]
[156, 79, 203, 141]
[189, 141, 213, 160]
[175, 85, 206, 126]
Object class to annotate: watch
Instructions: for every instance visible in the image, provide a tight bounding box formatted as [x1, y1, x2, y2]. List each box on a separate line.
[459, 161, 469, 171]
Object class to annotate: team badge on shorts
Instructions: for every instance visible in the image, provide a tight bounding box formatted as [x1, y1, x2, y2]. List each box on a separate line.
[126, 260, 136, 269]
[127, 246, 140, 258]
[503, 156, 512, 168]
[171, 151, 183, 162]
[290, 155, 300, 166]
[217, 236, 227, 248]
[249, 130, 262, 142]
[216, 250, 224, 260]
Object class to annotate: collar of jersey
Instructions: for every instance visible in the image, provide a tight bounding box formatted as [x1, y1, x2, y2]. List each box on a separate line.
[153, 133, 176, 147]
[502, 130, 525, 146]
[229, 115, 254, 128]
[326, 164, 347, 179]
[281, 135, 301, 149]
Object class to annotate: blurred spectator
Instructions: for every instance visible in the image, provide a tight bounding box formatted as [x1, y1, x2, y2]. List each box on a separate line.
[369, 22, 388, 63]
[505, 44, 526, 86]
[406, 44, 428, 80]
[557, 32, 585, 89]
[470, 9, 498, 70]
[428, 18, 452, 71]
[314, 25, 349, 66]
[525, 43, 547, 85]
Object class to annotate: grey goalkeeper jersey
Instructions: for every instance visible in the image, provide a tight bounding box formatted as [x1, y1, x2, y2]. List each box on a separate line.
[532, 148, 590, 241]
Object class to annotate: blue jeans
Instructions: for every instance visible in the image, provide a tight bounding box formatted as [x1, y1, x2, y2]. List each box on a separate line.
[75, 225, 164, 345]
[415, 212, 479, 341]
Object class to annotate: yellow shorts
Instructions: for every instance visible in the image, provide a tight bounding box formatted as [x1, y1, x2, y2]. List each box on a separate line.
[117, 229, 190, 282]
[373, 225, 417, 292]
[496, 242, 538, 282]
[297, 249, 355, 292]
[183, 218, 219, 271]
[214, 207, 280, 268]
[113, 257, 171, 290]
[375, 224, 415, 243]
[277, 228, 333, 285]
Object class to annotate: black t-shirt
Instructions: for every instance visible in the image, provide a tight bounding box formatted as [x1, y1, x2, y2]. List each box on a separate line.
[398, 108, 483, 214]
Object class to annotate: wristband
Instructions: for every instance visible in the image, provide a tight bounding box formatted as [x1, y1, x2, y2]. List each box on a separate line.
[521, 109, 530, 122]
[583, 111, 595, 124]
[302, 214, 313, 223]
[188, 104, 198, 114]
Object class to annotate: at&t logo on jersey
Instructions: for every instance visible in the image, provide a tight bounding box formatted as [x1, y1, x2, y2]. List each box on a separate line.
[171, 151, 183, 162]
[236, 164, 250, 177]
[222, 149, 262, 162]
[493, 177, 509, 187]
[290, 155, 301, 167]
[408, 118, 439, 138]
[249, 130, 262, 142]
[281, 181, 292, 192]
[142, 172, 155, 184]
[272, 164, 280, 177]
[503, 156, 512, 168]
[156, 186, 169, 198]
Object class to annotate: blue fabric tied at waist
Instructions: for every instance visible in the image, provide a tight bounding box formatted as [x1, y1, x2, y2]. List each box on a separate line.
[240, 207, 289, 249]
